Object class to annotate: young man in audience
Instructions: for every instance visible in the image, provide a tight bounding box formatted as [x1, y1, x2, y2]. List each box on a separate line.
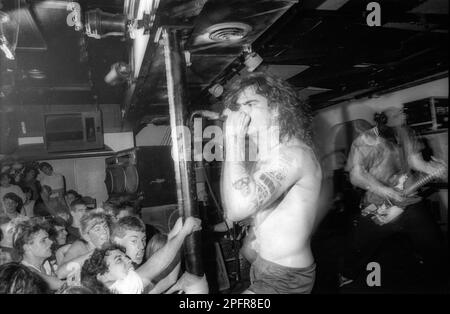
[19, 167, 41, 202]
[0, 173, 26, 217]
[2, 192, 24, 219]
[57, 209, 112, 279]
[41, 217, 68, 272]
[66, 199, 88, 244]
[80, 216, 202, 294]
[39, 185, 69, 217]
[46, 217, 68, 248]
[102, 201, 119, 217]
[37, 162, 65, 199]
[111, 215, 147, 266]
[13, 218, 64, 291]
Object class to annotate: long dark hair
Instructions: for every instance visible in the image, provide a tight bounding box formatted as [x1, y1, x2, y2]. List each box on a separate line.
[223, 71, 313, 146]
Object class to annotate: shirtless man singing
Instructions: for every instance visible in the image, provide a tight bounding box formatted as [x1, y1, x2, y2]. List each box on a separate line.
[221, 72, 322, 294]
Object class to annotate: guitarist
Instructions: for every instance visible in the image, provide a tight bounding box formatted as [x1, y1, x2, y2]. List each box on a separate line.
[339, 107, 447, 288]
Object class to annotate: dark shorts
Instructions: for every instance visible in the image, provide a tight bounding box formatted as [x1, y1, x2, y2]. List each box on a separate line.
[248, 256, 316, 294]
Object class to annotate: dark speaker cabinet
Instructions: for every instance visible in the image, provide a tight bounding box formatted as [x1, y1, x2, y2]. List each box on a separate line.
[105, 146, 177, 207]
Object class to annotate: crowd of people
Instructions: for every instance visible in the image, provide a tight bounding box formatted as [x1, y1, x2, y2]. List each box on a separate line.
[0, 161, 206, 294]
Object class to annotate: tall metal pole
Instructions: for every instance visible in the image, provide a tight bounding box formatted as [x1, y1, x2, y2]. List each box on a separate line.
[163, 27, 203, 276]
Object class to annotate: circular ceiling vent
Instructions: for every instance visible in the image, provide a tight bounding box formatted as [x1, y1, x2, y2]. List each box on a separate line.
[207, 22, 252, 42]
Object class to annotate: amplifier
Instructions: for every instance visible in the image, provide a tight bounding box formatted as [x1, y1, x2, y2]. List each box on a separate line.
[404, 97, 448, 132]
[105, 146, 177, 207]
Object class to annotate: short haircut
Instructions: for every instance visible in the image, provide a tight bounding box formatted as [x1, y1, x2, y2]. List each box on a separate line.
[43, 217, 67, 243]
[80, 244, 125, 294]
[46, 216, 66, 228]
[102, 201, 120, 216]
[146, 233, 168, 259]
[112, 216, 146, 239]
[0, 262, 50, 294]
[38, 162, 52, 171]
[69, 198, 87, 212]
[12, 219, 49, 258]
[79, 209, 112, 235]
[2, 192, 23, 212]
[3, 192, 22, 203]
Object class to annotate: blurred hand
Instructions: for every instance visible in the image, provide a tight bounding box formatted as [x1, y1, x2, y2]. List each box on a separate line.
[224, 111, 250, 139]
[377, 186, 406, 203]
[181, 217, 202, 236]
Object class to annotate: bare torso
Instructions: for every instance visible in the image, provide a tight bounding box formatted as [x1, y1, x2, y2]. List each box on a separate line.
[245, 145, 322, 268]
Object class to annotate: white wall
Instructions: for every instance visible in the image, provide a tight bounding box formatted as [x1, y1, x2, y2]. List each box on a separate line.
[40, 156, 109, 206]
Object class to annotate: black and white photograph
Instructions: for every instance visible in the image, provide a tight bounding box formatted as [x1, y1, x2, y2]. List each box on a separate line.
[0, 0, 448, 296]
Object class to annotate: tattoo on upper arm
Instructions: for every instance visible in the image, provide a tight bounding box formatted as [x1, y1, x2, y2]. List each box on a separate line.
[232, 176, 251, 196]
[256, 183, 270, 205]
[254, 169, 287, 207]
[259, 173, 276, 194]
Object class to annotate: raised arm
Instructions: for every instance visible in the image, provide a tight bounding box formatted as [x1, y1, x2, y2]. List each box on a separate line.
[147, 263, 181, 294]
[136, 217, 201, 287]
[222, 146, 303, 222]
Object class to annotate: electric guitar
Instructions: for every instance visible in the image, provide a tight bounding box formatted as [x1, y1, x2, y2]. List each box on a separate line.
[362, 164, 447, 226]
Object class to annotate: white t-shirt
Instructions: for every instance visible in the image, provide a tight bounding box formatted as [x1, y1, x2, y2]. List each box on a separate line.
[0, 185, 27, 215]
[109, 270, 144, 294]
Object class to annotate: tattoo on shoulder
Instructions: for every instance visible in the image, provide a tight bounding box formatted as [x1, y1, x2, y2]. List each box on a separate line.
[232, 177, 251, 196]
